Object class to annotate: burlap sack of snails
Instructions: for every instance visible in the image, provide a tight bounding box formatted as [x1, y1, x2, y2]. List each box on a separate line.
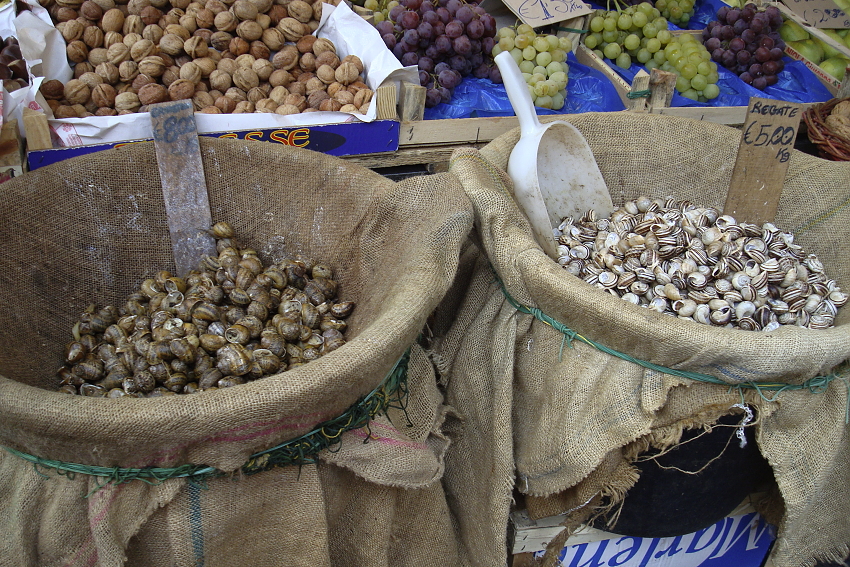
[435, 112, 850, 567]
[0, 138, 473, 567]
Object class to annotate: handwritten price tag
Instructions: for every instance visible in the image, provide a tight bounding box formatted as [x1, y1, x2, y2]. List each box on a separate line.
[150, 100, 217, 277]
[724, 97, 802, 225]
[503, 0, 592, 28]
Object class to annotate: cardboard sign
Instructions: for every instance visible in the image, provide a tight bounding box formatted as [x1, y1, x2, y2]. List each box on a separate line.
[724, 97, 803, 225]
[780, 0, 850, 28]
[150, 99, 217, 277]
[501, 0, 592, 29]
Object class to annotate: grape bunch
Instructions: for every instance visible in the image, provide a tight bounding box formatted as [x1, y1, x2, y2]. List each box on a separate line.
[702, 3, 786, 90]
[603, 0, 695, 27]
[490, 24, 572, 110]
[368, 0, 499, 107]
[583, 3, 720, 101]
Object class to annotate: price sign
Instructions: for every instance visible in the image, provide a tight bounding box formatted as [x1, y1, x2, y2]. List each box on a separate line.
[782, 0, 850, 27]
[502, 0, 592, 29]
[150, 99, 217, 277]
[724, 97, 802, 225]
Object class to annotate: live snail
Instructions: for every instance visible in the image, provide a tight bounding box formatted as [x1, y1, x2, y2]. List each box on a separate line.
[57, 221, 355, 397]
[555, 196, 846, 331]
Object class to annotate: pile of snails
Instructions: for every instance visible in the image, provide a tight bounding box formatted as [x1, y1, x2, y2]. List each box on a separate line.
[57, 221, 354, 397]
[555, 196, 846, 330]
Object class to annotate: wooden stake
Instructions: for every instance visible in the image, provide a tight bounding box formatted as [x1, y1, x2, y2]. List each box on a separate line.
[724, 97, 803, 224]
[149, 100, 217, 277]
[628, 69, 651, 112]
[398, 80, 426, 122]
[648, 69, 677, 109]
[23, 108, 52, 151]
[375, 82, 398, 121]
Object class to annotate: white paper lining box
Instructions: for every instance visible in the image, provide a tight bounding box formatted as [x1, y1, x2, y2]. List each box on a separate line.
[510, 500, 776, 567]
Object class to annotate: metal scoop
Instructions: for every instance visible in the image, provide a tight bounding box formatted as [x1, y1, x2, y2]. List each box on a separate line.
[494, 51, 613, 260]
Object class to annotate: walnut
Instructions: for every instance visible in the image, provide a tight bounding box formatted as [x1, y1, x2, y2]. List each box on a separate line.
[255, 13, 270, 28]
[339, 103, 357, 113]
[87, 47, 108, 65]
[236, 20, 262, 41]
[311, 0, 322, 20]
[158, 33, 185, 55]
[64, 79, 91, 104]
[179, 61, 203, 83]
[40, 79, 66, 100]
[233, 53, 255, 70]
[103, 30, 124, 47]
[318, 98, 341, 112]
[315, 50, 339, 69]
[122, 32, 142, 47]
[123, 14, 144, 34]
[353, 87, 372, 108]
[310, 37, 334, 57]
[334, 60, 358, 85]
[129, 38, 157, 61]
[91, 82, 117, 107]
[137, 55, 166, 76]
[167, 78, 195, 99]
[193, 56, 216, 77]
[78, 71, 104, 89]
[217, 57, 237, 74]
[178, 14, 197, 33]
[287, 80, 305, 96]
[225, 86, 247, 101]
[114, 91, 141, 111]
[252, 97, 275, 113]
[232, 67, 259, 91]
[209, 69, 232, 91]
[333, 88, 353, 106]
[233, 100, 254, 112]
[286, 0, 311, 22]
[275, 103, 300, 115]
[267, 4, 287, 25]
[268, 69, 292, 88]
[131, 72, 155, 90]
[54, 105, 78, 119]
[83, 25, 105, 48]
[183, 35, 208, 58]
[283, 92, 305, 111]
[248, 0, 271, 12]
[276, 17, 306, 42]
[106, 42, 131, 65]
[92, 0, 117, 10]
[74, 61, 95, 78]
[260, 27, 284, 51]
[232, 0, 257, 20]
[66, 40, 89, 63]
[229, 36, 250, 56]
[135, 82, 167, 104]
[192, 90, 215, 109]
[252, 58, 273, 81]
[140, 5, 162, 23]
[61, 19, 86, 42]
[215, 95, 236, 112]
[165, 23, 191, 40]
[161, 65, 180, 86]
[100, 8, 125, 32]
[341, 54, 364, 75]
[74, 102, 92, 117]
[271, 44, 298, 70]
[213, 9, 237, 31]
[306, 89, 327, 108]
[205, 0, 227, 14]
[300, 52, 318, 73]
[95, 61, 120, 83]
[249, 40, 270, 61]
[96, 106, 119, 115]
[315, 64, 335, 84]
[119, 59, 140, 81]
[833, 101, 850, 119]
[304, 76, 324, 93]
[126, 0, 150, 14]
[326, 81, 342, 97]
[142, 23, 164, 43]
[268, 85, 288, 104]
[198, 105, 221, 113]
[210, 31, 232, 50]
[56, 7, 80, 22]
[245, 85, 264, 103]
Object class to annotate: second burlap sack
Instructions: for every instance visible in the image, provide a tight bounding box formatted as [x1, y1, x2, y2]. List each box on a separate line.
[438, 112, 850, 567]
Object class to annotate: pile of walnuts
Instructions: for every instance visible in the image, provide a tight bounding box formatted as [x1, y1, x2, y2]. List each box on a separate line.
[37, 0, 374, 117]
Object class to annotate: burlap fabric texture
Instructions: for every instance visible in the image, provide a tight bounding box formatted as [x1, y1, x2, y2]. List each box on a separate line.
[437, 112, 850, 567]
[0, 137, 473, 567]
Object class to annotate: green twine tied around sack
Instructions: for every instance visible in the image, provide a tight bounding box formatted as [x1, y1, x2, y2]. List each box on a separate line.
[493, 268, 850, 414]
[3, 347, 411, 495]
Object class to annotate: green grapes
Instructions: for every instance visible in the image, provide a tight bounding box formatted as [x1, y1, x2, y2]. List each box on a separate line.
[494, 26, 571, 110]
[581, 5, 720, 102]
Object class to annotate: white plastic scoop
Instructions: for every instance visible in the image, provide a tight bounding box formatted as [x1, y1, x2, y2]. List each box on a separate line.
[494, 51, 613, 260]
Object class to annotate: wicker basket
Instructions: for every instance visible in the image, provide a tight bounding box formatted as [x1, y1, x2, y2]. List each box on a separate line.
[804, 97, 850, 161]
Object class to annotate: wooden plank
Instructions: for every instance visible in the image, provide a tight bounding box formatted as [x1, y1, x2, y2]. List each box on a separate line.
[725, 97, 803, 224]
[649, 105, 750, 125]
[149, 99, 217, 277]
[375, 82, 398, 121]
[0, 119, 24, 181]
[399, 115, 522, 147]
[23, 108, 52, 151]
[398, 80, 426, 122]
[628, 69, 651, 112]
[649, 68, 677, 109]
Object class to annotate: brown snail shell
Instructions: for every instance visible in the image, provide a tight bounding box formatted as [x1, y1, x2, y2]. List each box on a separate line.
[216, 343, 251, 375]
[330, 301, 354, 319]
[199, 368, 224, 389]
[199, 333, 228, 352]
[224, 323, 250, 344]
[217, 375, 245, 388]
[58, 384, 78, 395]
[80, 383, 107, 397]
[163, 372, 189, 392]
[65, 341, 88, 364]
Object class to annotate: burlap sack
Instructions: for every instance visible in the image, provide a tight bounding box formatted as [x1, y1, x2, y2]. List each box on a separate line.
[0, 137, 473, 567]
[438, 112, 850, 567]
